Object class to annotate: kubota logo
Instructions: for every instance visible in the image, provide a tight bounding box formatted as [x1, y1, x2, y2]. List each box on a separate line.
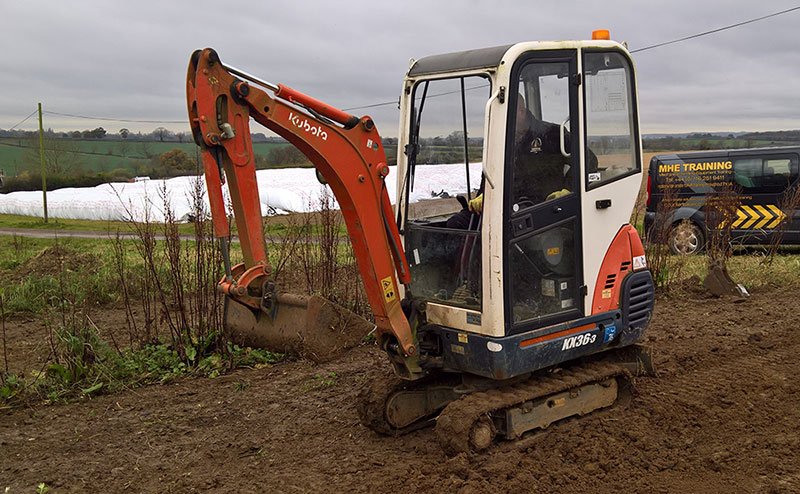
[288, 112, 328, 141]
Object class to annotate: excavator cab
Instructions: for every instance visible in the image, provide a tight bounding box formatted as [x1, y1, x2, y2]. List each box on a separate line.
[397, 39, 653, 381]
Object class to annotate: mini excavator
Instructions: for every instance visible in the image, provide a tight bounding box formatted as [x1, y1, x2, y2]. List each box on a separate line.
[186, 30, 655, 453]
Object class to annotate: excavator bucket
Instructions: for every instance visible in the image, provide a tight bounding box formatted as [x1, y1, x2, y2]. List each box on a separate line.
[224, 293, 376, 362]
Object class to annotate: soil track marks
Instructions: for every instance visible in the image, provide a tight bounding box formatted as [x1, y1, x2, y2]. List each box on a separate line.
[2, 286, 799, 493]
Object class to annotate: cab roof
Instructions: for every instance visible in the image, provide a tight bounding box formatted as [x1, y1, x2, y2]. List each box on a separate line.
[407, 44, 513, 77]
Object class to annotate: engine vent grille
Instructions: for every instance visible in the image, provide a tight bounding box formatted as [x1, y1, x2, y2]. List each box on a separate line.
[623, 272, 655, 330]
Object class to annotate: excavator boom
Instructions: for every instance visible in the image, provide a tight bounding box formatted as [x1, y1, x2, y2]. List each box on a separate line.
[187, 48, 420, 376]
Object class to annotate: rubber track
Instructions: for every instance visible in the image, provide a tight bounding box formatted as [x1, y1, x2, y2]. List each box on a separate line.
[357, 371, 446, 436]
[435, 361, 631, 455]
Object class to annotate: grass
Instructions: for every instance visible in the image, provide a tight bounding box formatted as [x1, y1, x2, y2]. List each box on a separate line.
[0, 237, 140, 313]
[0, 230, 286, 407]
[0, 329, 282, 405]
[0, 213, 134, 232]
[0, 220, 353, 312]
[0, 213, 207, 236]
[0, 182, 369, 408]
[303, 371, 338, 391]
[677, 247, 800, 291]
[0, 211, 348, 237]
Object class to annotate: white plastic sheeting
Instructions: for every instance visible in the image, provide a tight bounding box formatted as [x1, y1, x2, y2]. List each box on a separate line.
[0, 163, 483, 222]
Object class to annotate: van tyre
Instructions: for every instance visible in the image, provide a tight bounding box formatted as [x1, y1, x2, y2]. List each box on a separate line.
[669, 220, 704, 255]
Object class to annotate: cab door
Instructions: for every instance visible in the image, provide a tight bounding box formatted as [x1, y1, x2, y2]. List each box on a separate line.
[503, 51, 583, 334]
[581, 50, 642, 315]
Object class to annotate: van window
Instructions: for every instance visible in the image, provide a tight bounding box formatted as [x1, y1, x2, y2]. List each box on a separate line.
[767, 158, 795, 177]
[733, 155, 799, 191]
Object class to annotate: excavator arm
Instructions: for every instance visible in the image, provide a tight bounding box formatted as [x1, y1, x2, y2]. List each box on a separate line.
[186, 48, 419, 375]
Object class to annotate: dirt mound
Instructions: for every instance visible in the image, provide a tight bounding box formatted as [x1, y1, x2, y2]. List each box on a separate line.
[9, 245, 99, 282]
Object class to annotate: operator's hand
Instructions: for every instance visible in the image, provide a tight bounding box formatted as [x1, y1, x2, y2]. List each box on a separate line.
[468, 193, 484, 213]
[546, 188, 570, 201]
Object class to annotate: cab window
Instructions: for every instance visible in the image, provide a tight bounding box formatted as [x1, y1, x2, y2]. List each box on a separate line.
[510, 61, 573, 210]
[402, 75, 490, 310]
[583, 51, 639, 188]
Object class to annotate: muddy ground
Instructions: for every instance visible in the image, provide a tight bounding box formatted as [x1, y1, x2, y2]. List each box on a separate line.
[2, 284, 799, 494]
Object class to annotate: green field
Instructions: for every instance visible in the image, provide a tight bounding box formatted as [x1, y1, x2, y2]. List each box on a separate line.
[4, 133, 798, 181]
[0, 138, 288, 176]
[678, 138, 800, 149]
[643, 136, 800, 152]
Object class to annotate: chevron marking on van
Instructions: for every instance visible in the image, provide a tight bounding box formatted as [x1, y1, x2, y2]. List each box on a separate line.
[766, 205, 787, 228]
[731, 205, 786, 230]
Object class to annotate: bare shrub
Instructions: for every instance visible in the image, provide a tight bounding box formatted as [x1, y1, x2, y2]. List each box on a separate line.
[1, 294, 7, 376]
[119, 186, 164, 346]
[763, 183, 800, 264]
[116, 179, 224, 364]
[183, 177, 224, 354]
[642, 185, 687, 292]
[112, 231, 142, 347]
[268, 188, 369, 319]
[701, 183, 747, 298]
[704, 183, 741, 267]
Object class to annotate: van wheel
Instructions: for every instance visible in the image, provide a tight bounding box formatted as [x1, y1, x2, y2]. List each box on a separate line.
[669, 221, 704, 255]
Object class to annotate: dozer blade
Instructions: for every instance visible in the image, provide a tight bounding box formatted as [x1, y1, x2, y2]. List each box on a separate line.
[224, 293, 375, 362]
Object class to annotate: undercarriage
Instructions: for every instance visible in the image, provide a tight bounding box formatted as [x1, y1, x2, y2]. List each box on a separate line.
[358, 346, 654, 454]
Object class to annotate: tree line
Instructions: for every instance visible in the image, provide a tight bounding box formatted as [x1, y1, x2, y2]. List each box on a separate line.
[0, 127, 192, 142]
[642, 130, 800, 151]
[0, 127, 298, 144]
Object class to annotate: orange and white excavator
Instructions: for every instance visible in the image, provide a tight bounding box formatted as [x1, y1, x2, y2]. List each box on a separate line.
[187, 30, 655, 453]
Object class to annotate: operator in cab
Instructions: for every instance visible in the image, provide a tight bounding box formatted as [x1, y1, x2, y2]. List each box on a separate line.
[447, 93, 596, 228]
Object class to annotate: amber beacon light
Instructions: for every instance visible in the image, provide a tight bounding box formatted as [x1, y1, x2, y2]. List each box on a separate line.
[592, 29, 611, 40]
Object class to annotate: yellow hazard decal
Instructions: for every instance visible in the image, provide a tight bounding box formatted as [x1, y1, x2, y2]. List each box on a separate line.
[731, 204, 786, 230]
[381, 276, 397, 302]
[458, 333, 469, 344]
[450, 344, 466, 355]
[602, 288, 612, 299]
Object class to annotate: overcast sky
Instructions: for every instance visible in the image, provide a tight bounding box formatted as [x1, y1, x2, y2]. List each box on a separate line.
[3, 0, 799, 136]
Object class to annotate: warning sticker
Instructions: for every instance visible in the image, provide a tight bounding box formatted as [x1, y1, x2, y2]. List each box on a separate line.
[381, 276, 397, 302]
[450, 344, 465, 355]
